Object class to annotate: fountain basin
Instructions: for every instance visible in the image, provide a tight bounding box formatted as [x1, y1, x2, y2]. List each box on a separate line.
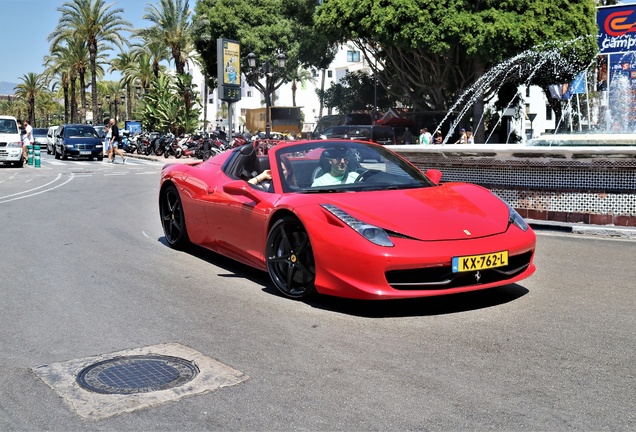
[528, 133, 636, 146]
[395, 144, 636, 227]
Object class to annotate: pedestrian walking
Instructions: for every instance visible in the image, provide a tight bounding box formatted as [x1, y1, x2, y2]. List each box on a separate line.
[402, 128, 414, 144]
[108, 118, 127, 163]
[419, 128, 431, 145]
[466, 130, 474, 144]
[104, 121, 111, 158]
[22, 119, 33, 162]
[455, 128, 468, 144]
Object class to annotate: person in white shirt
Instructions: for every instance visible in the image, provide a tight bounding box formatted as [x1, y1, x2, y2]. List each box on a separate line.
[22, 120, 33, 162]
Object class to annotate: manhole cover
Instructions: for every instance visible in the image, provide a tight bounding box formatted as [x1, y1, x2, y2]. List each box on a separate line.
[77, 355, 199, 394]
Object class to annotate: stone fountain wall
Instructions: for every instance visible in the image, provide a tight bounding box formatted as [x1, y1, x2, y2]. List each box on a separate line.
[395, 145, 636, 227]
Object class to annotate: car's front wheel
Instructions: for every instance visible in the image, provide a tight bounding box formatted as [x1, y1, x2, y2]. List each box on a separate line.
[160, 184, 189, 249]
[266, 216, 316, 299]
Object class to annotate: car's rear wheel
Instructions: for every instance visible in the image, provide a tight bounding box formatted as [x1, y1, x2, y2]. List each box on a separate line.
[266, 216, 316, 299]
[160, 184, 189, 249]
[54, 147, 60, 159]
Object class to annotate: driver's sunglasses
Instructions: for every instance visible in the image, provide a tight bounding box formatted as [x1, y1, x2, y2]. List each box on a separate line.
[330, 156, 349, 162]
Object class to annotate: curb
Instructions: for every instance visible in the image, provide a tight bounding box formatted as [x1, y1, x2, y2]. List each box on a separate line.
[528, 219, 636, 240]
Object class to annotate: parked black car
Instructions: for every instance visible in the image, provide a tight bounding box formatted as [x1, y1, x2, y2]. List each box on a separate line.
[54, 124, 104, 161]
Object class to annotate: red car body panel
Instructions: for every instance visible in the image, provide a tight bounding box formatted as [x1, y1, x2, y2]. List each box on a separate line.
[160, 140, 536, 300]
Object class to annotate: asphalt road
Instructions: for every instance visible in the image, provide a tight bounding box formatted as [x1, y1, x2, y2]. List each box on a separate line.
[1, 153, 635, 431]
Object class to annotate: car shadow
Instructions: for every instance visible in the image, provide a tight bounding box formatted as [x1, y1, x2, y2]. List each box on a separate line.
[160, 238, 529, 318]
[303, 284, 529, 318]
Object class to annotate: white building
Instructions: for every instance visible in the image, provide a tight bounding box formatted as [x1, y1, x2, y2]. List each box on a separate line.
[185, 42, 369, 134]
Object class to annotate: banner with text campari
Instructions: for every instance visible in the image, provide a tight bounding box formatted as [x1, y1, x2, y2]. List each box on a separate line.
[598, 4, 636, 55]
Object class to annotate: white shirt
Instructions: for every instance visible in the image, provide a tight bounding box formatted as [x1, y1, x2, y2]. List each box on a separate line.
[24, 124, 33, 144]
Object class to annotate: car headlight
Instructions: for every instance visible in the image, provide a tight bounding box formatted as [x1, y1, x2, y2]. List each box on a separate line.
[65, 144, 75, 149]
[8, 142, 22, 148]
[321, 203, 394, 247]
[507, 203, 529, 231]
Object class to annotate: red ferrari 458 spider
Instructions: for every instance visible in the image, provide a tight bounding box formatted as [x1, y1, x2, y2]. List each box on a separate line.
[159, 139, 536, 300]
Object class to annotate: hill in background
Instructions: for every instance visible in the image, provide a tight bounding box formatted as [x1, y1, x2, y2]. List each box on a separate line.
[0, 82, 17, 95]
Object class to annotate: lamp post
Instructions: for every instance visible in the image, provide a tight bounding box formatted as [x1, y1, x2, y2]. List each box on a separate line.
[247, 51, 286, 138]
[105, 95, 111, 121]
[120, 94, 126, 122]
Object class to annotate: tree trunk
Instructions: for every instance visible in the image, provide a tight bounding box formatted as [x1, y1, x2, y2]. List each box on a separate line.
[89, 42, 98, 129]
[319, 69, 326, 118]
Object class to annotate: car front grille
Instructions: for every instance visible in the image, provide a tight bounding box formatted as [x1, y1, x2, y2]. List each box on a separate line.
[385, 251, 533, 290]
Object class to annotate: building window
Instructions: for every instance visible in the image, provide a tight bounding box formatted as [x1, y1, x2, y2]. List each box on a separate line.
[327, 70, 333, 78]
[546, 105, 553, 120]
[247, 90, 252, 98]
[526, 86, 530, 97]
[347, 50, 360, 62]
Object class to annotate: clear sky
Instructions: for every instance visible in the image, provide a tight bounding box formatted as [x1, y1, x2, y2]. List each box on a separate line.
[4, 0, 636, 85]
[0, 0, 151, 84]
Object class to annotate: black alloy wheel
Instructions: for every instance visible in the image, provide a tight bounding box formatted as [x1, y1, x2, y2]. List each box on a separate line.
[160, 184, 189, 249]
[266, 216, 316, 299]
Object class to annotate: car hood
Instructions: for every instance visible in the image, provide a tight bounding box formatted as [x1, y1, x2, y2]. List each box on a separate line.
[63, 137, 101, 144]
[316, 183, 510, 241]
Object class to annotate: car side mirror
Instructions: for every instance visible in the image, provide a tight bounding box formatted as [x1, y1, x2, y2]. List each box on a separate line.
[425, 169, 442, 185]
[223, 180, 262, 201]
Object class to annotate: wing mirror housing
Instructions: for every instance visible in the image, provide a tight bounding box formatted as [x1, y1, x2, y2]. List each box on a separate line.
[425, 169, 442, 185]
[223, 180, 262, 201]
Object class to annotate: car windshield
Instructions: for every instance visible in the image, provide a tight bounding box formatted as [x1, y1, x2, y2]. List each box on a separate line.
[33, 128, 47, 137]
[273, 140, 434, 193]
[65, 126, 98, 138]
[0, 119, 18, 134]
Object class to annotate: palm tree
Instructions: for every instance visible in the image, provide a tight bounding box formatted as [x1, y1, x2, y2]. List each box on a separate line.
[290, 66, 316, 107]
[43, 46, 72, 123]
[49, 0, 131, 125]
[14, 73, 45, 126]
[131, 39, 170, 80]
[137, 0, 193, 75]
[110, 51, 137, 120]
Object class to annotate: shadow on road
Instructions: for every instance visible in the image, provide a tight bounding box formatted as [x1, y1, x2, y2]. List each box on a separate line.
[162, 237, 529, 318]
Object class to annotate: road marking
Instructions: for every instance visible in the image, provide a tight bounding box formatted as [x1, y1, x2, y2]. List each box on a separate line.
[0, 173, 75, 204]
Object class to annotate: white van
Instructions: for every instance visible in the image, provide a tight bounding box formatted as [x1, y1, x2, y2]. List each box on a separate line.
[0, 115, 24, 167]
[46, 126, 59, 155]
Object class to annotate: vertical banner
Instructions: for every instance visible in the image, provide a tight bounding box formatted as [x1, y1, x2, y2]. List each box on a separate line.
[217, 38, 242, 102]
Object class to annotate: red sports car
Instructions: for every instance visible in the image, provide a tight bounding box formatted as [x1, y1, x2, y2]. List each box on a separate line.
[159, 140, 535, 300]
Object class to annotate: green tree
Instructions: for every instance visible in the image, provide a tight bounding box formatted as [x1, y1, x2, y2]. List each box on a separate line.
[49, 0, 131, 126]
[137, 0, 194, 75]
[289, 65, 316, 107]
[139, 74, 201, 134]
[314, 0, 598, 141]
[14, 73, 46, 126]
[193, 0, 301, 105]
[317, 70, 396, 114]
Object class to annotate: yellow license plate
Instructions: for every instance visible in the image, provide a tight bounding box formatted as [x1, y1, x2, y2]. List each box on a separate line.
[452, 251, 508, 273]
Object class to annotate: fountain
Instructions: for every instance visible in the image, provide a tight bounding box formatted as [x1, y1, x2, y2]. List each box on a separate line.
[394, 38, 636, 227]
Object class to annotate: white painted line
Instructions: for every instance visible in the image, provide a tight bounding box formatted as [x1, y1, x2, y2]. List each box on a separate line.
[0, 173, 74, 204]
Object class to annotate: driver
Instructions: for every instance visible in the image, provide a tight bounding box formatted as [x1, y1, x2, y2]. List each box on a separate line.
[312, 146, 359, 186]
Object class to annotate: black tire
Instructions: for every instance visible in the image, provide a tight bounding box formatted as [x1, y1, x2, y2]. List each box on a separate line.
[160, 184, 189, 249]
[175, 148, 183, 159]
[54, 147, 60, 159]
[164, 150, 170, 158]
[16, 159, 24, 168]
[266, 217, 316, 299]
